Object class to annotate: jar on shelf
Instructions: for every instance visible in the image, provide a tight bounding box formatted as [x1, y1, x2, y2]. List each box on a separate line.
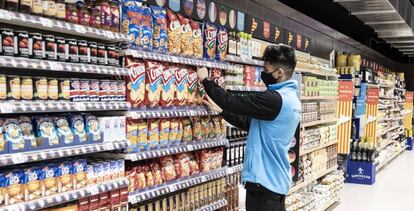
[66, 3, 78, 24]
[43, 0, 57, 18]
[5, 0, 18, 11]
[32, 0, 43, 15]
[78, 3, 90, 26]
[55, 0, 66, 20]
[89, 7, 101, 29]
[19, 0, 32, 14]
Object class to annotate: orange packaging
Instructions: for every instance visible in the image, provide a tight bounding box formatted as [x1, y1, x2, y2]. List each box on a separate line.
[174, 67, 188, 106]
[144, 61, 163, 107]
[169, 118, 181, 145]
[135, 166, 146, 190]
[174, 153, 190, 177]
[137, 119, 148, 151]
[150, 162, 163, 185]
[126, 119, 138, 152]
[142, 165, 154, 187]
[125, 166, 136, 193]
[187, 69, 198, 105]
[160, 156, 177, 181]
[125, 57, 146, 108]
[160, 64, 177, 107]
[159, 119, 170, 147]
[191, 117, 203, 140]
[147, 119, 160, 149]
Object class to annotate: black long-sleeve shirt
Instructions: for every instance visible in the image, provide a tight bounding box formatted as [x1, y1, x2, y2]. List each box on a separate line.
[202, 79, 283, 131]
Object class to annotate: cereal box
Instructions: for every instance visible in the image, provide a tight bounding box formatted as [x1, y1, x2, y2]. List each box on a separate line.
[159, 119, 170, 147]
[137, 119, 148, 151]
[73, 159, 87, 189]
[151, 6, 168, 53]
[187, 69, 199, 105]
[178, 13, 193, 56]
[141, 6, 153, 50]
[18, 116, 36, 148]
[69, 114, 87, 143]
[167, 10, 181, 54]
[33, 116, 60, 147]
[126, 119, 138, 152]
[147, 119, 159, 149]
[203, 22, 217, 60]
[4, 170, 24, 205]
[54, 116, 75, 145]
[160, 64, 177, 107]
[42, 164, 59, 196]
[84, 114, 102, 142]
[57, 161, 74, 193]
[181, 118, 193, 142]
[126, 57, 146, 108]
[23, 167, 44, 201]
[4, 118, 25, 151]
[191, 19, 203, 58]
[144, 61, 163, 107]
[174, 67, 189, 106]
[216, 26, 228, 61]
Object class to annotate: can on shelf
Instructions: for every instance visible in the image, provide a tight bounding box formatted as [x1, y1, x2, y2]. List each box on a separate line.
[78, 40, 89, 63]
[70, 78, 80, 102]
[89, 79, 99, 101]
[30, 33, 44, 59]
[20, 76, 33, 100]
[16, 31, 30, 58]
[56, 37, 67, 62]
[80, 79, 90, 101]
[88, 42, 98, 64]
[109, 80, 118, 101]
[33, 77, 48, 100]
[58, 78, 70, 100]
[44, 35, 57, 60]
[97, 43, 107, 65]
[7, 75, 21, 100]
[117, 80, 125, 101]
[1, 28, 15, 56]
[0, 75, 7, 100]
[48, 78, 59, 100]
[67, 39, 79, 63]
[99, 80, 110, 101]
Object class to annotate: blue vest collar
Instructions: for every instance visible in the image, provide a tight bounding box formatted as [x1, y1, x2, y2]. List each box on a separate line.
[267, 79, 298, 91]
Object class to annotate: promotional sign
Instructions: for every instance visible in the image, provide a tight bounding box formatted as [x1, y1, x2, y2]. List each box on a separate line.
[337, 80, 354, 154]
[364, 88, 379, 145]
[404, 91, 413, 130]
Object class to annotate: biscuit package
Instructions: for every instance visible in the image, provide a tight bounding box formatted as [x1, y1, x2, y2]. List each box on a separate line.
[151, 6, 168, 53]
[190, 19, 203, 58]
[160, 65, 177, 107]
[23, 167, 44, 201]
[142, 165, 154, 187]
[33, 116, 60, 147]
[128, 22, 141, 49]
[18, 116, 36, 148]
[84, 114, 101, 142]
[57, 161, 74, 193]
[73, 159, 87, 189]
[135, 166, 146, 190]
[144, 61, 163, 107]
[160, 156, 177, 182]
[149, 162, 163, 185]
[167, 10, 181, 54]
[121, 0, 142, 33]
[178, 14, 193, 56]
[137, 119, 148, 151]
[216, 26, 229, 61]
[42, 164, 59, 196]
[181, 118, 193, 142]
[4, 170, 25, 205]
[69, 114, 87, 143]
[201, 116, 214, 139]
[203, 22, 217, 60]
[4, 118, 25, 151]
[168, 118, 181, 145]
[54, 116, 75, 145]
[191, 117, 203, 140]
[159, 119, 170, 147]
[126, 58, 146, 108]
[147, 119, 159, 149]
[187, 69, 199, 105]
[188, 153, 200, 175]
[174, 67, 189, 106]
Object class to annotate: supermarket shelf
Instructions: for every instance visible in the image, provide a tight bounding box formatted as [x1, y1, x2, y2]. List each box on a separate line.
[379, 96, 395, 100]
[301, 96, 338, 101]
[302, 119, 337, 128]
[379, 84, 393, 88]
[377, 140, 394, 152]
[0, 56, 127, 76]
[0, 140, 127, 167]
[125, 138, 228, 161]
[300, 140, 338, 155]
[322, 196, 340, 211]
[1, 177, 129, 211]
[296, 68, 338, 78]
[388, 125, 401, 132]
[0, 9, 128, 42]
[376, 146, 406, 172]
[225, 55, 264, 66]
[123, 49, 231, 69]
[0, 101, 130, 114]
[289, 165, 338, 194]
[196, 199, 228, 211]
[227, 137, 248, 142]
[129, 167, 228, 204]
[226, 85, 267, 92]
[126, 106, 218, 119]
[226, 164, 243, 175]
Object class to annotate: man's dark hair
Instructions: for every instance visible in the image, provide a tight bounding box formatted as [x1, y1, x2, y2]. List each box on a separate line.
[262, 44, 296, 76]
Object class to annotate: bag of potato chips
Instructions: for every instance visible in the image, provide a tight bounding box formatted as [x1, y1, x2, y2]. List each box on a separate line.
[167, 10, 181, 54]
[216, 26, 229, 61]
[190, 19, 203, 58]
[178, 14, 193, 56]
[144, 61, 163, 107]
[174, 67, 189, 106]
[126, 57, 146, 108]
[203, 22, 217, 60]
[160, 64, 177, 107]
[151, 6, 168, 53]
[187, 69, 198, 105]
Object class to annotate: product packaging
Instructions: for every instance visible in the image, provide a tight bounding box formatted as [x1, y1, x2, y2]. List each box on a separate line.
[160, 64, 177, 107]
[151, 6, 168, 52]
[203, 22, 217, 60]
[174, 67, 189, 106]
[144, 61, 163, 107]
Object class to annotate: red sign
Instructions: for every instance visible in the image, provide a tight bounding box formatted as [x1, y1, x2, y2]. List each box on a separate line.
[263, 21, 270, 39]
[406, 91, 413, 104]
[366, 88, 380, 105]
[338, 81, 353, 101]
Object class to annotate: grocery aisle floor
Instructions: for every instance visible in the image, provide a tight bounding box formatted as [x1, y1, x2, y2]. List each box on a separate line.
[334, 150, 414, 211]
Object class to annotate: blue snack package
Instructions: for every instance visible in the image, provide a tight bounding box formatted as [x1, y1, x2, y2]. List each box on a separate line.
[23, 167, 44, 201]
[42, 164, 59, 196]
[203, 22, 218, 60]
[53, 116, 75, 145]
[151, 6, 168, 53]
[128, 21, 141, 49]
[4, 118, 25, 151]
[216, 26, 228, 61]
[57, 161, 74, 192]
[4, 170, 25, 205]
[33, 116, 59, 147]
[69, 114, 87, 143]
[121, 0, 143, 33]
[19, 116, 36, 148]
[83, 114, 101, 142]
[73, 159, 87, 189]
[141, 6, 153, 50]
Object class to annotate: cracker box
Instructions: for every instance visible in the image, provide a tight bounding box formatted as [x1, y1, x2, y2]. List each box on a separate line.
[23, 167, 44, 201]
[54, 116, 75, 146]
[147, 119, 160, 149]
[73, 159, 87, 189]
[216, 26, 229, 61]
[57, 161, 74, 193]
[160, 64, 177, 107]
[42, 164, 59, 196]
[137, 119, 148, 151]
[159, 119, 170, 147]
[69, 114, 88, 144]
[187, 69, 199, 105]
[151, 6, 168, 53]
[126, 58, 146, 108]
[174, 67, 188, 106]
[33, 116, 60, 148]
[4, 170, 25, 205]
[4, 118, 26, 152]
[203, 22, 217, 60]
[84, 114, 102, 143]
[144, 61, 163, 107]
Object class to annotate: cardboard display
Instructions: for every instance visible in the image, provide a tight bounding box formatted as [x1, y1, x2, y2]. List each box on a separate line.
[337, 80, 354, 154]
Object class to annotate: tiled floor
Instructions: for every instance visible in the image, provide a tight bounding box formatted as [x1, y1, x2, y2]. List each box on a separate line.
[334, 150, 414, 211]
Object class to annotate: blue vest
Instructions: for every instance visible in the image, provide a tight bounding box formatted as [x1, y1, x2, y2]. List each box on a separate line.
[242, 79, 301, 195]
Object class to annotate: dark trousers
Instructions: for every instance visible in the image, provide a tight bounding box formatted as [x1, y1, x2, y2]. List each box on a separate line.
[245, 182, 286, 211]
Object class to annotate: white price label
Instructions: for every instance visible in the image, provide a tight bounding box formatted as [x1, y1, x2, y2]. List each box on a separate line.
[75, 103, 86, 111]
[74, 25, 87, 33]
[0, 103, 13, 113]
[0, 10, 11, 20]
[39, 17, 54, 28]
[88, 186, 99, 195]
[187, 145, 194, 151]
[201, 176, 207, 183]
[169, 185, 176, 192]
[11, 153, 28, 164]
[130, 196, 138, 204]
[107, 144, 115, 150]
[106, 31, 115, 39]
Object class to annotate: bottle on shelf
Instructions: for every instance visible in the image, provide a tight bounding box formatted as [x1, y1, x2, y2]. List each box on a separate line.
[351, 138, 358, 161]
[236, 32, 241, 57]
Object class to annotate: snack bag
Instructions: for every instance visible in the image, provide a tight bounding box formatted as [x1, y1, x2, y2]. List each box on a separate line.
[151, 6, 168, 53]
[73, 159, 87, 189]
[188, 153, 200, 175]
[159, 119, 170, 147]
[197, 83, 205, 105]
[57, 161, 74, 193]
[126, 58, 146, 108]
[197, 150, 211, 172]
[160, 64, 177, 107]
[216, 26, 229, 60]
[141, 6, 153, 50]
[125, 166, 136, 193]
[33, 116, 60, 147]
[23, 167, 44, 201]
[174, 67, 189, 106]
[177, 14, 193, 56]
[203, 22, 217, 60]
[3, 118, 25, 151]
[144, 61, 163, 107]
[126, 119, 138, 152]
[181, 118, 193, 142]
[167, 10, 181, 54]
[149, 162, 163, 185]
[160, 156, 177, 181]
[187, 69, 198, 105]
[142, 165, 154, 187]
[191, 117, 202, 140]
[121, 0, 143, 33]
[54, 116, 75, 145]
[69, 114, 88, 143]
[174, 153, 190, 177]
[128, 22, 141, 49]
[135, 166, 146, 190]
[190, 19, 203, 58]
[18, 116, 36, 148]
[84, 114, 101, 142]
[211, 116, 222, 138]
[137, 119, 148, 150]
[147, 119, 159, 149]
[168, 118, 180, 145]
[201, 116, 213, 139]
[4, 170, 25, 205]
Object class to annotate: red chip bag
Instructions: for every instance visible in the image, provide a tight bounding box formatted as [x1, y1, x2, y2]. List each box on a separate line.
[174, 153, 191, 177]
[187, 69, 198, 105]
[142, 165, 154, 187]
[160, 156, 177, 181]
[160, 64, 177, 107]
[177, 14, 192, 56]
[144, 61, 163, 107]
[167, 10, 181, 54]
[149, 162, 163, 185]
[174, 67, 188, 106]
[125, 57, 146, 108]
[188, 153, 200, 175]
[125, 166, 136, 193]
[135, 166, 147, 190]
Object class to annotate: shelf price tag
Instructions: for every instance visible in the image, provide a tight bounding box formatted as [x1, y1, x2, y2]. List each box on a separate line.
[88, 186, 99, 195]
[74, 25, 87, 33]
[130, 196, 138, 204]
[169, 185, 176, 192]
[11, 153, 28, 164]
[39, 17, 54, 28]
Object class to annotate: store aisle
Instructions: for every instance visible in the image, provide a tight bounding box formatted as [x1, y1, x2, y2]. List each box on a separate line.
[334, 151, 414, 211]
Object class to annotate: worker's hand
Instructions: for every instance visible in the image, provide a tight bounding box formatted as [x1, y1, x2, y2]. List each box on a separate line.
[197, 67, 209, 82]
[203, 95, 223, 113]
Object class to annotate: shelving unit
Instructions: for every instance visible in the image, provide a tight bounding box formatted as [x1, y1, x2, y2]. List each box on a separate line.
[289, 165, 338, 194]
[300, 140, 338, 155]
[126, 106, 218, 119]
[302, 119, 338, 128]
[196, 199, 228, 211]
[301, 96, 338, 101]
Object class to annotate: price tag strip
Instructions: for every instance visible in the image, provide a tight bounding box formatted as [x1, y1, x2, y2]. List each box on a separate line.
[195, 199, 228, 211]
[125, 138, 228, 161]
[1, 178, 128, 211]
[129, 167, 228, 204]
[127, 106, 218, 120]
